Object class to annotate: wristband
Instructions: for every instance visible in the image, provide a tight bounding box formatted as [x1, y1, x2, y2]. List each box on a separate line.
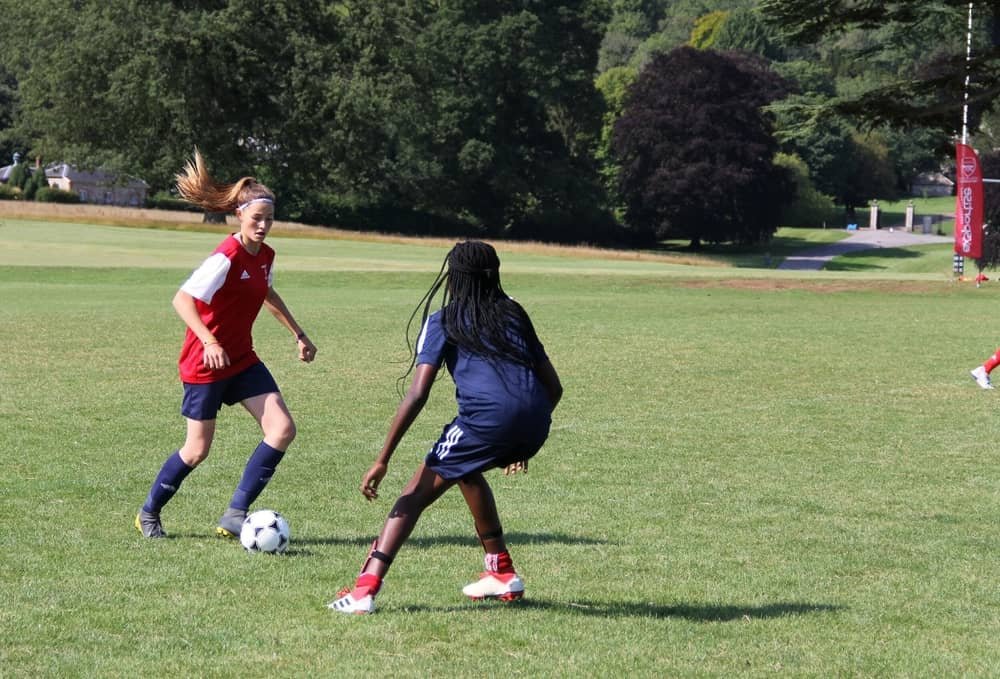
[296, 331, 307, 341]
[203, 339, 219, 346]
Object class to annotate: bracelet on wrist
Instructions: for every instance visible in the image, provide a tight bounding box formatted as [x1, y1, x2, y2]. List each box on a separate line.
[203, 339, 219, 346]
[296, 331, 307, 341]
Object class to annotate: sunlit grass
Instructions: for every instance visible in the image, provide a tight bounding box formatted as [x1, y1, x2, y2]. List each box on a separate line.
[3, 220, 1000, 677]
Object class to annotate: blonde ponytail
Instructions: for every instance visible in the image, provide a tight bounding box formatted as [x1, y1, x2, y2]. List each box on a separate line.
[175, 149, 274, 213]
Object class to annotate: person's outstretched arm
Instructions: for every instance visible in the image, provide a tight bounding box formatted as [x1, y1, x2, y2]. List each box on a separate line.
[263, 287, 317, 362]
[361, 363, 439, 500]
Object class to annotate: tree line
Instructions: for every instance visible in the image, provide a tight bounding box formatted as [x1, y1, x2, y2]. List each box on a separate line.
[1, 1, 998, 247]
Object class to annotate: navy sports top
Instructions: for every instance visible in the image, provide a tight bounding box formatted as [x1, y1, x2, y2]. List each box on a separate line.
[416, 310, 552, 442]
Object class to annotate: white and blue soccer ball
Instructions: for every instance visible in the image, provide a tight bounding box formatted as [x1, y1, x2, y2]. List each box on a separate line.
[239, 509, 290, 554]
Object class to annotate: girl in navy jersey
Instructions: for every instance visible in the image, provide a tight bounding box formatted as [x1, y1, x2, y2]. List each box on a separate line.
[135, 150, 317, 540]
[329, 240, 562, 614]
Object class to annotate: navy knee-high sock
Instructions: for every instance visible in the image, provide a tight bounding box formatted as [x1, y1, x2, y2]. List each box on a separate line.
[142, 451, 194, 513]
[229, 441, 285, 511]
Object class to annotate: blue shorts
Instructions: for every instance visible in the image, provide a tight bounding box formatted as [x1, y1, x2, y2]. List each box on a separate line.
[423, 418, 549, 480]
[180, 362, 280, 421]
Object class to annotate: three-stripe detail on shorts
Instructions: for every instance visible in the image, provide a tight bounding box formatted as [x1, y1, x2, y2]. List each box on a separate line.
[434, 424, 464, 460]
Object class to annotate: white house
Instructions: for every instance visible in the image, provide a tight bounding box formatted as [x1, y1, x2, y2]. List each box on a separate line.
[0, 152, 25, 184]
[44, 163, 149, 206]
[910, 171, 954, 198]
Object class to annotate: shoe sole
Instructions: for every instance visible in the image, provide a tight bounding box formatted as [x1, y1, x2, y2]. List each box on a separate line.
[971, 371, 993, 389]
[216, 526, 239, 539]
[328, 593, 376, 614]
[466, 590, 524, 602]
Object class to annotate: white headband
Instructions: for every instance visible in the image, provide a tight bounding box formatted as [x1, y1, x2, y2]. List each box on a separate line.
[237, 197, 274, 210]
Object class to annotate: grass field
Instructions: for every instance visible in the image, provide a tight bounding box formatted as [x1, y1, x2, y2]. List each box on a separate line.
[3, 216, 999, 677]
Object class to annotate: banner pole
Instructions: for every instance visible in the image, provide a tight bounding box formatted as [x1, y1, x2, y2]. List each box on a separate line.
[958, 3, 975, 278]
[962, 2, 973, 145]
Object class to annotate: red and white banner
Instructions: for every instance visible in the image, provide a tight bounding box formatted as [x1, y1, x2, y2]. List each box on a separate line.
[955, 142, 984, 259]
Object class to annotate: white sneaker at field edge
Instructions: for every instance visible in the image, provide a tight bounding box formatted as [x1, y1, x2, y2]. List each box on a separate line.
[462, 571, 525, 601]
[328, 589, 375, 615]
[971, 366, 994, 390]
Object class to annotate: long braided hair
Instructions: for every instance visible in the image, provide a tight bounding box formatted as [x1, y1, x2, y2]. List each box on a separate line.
[175, 148, 274, 212]
[401, 240, 543, 388]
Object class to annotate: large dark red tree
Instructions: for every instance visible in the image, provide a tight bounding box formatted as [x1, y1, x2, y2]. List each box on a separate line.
[612, 46, 793, 246]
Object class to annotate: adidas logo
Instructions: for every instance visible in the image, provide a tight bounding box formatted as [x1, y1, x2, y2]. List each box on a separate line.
[240, 270, 251, 280]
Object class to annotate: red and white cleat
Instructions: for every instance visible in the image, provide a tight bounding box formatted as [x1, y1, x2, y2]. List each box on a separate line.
[462, 571, 525, 601]
[327, 587, 376, 615]
[971, 366, 994, 390]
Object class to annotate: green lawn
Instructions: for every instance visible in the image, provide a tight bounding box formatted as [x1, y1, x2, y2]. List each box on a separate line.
[824, 245, 958, 275]
[3, 218, 999, 677]
[876, 196, 954, 234]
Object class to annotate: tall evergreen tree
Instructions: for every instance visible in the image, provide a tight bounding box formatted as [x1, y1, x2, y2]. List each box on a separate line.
[759, 0, 1000, 133]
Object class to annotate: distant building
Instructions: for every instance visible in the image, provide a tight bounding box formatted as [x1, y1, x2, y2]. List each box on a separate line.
[911, 171, 954, 198]
[45, 163, 149, 206]
[0, 151, 24, 184]
[1, 157, 150, 205]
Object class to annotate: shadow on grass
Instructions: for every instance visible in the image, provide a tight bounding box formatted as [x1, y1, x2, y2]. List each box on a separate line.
[158, 531, 604, 559]
[290, 530, 607, 549]
[823, 247, 921, 271]
[393, 598, 843, 621]
[529, 599, 843, 622]
[656, 232, 851, 269]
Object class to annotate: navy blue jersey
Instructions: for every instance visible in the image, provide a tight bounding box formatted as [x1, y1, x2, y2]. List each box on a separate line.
[416, 310, 552, 442]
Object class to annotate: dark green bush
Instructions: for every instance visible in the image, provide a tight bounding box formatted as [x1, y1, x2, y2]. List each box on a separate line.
[35, 187, 81, 203]
[0, 183, 20, 200]
[146, 191, 201, 212]
[8, 164, 28, 189]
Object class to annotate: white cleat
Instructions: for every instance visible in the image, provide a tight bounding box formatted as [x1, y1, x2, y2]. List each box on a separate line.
[328, 589, 376, 615]
[462, 572, 525, 601]
[971, 366, 994, 390]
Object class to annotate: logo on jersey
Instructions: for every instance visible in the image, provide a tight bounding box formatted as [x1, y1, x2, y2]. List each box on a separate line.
[240, 270, 251, 280]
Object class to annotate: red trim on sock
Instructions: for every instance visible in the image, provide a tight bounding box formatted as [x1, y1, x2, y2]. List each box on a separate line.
[985, 350, 1000, 373]
[354, 572, 382, 597]
[486, 551, 515, 574]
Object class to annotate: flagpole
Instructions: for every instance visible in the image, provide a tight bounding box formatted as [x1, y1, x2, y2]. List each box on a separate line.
[956, 3, 975, 279]
[962, 2, 974, 145]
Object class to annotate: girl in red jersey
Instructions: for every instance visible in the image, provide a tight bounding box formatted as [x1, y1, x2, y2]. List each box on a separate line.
[135, 151, 317, 539]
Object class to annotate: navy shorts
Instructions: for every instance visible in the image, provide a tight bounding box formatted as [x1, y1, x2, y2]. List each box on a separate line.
[180, 362, 280, 421]
[423, 418, 549, 480]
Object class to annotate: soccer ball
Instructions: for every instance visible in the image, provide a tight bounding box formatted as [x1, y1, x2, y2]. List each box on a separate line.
[239, 509, 290, 554]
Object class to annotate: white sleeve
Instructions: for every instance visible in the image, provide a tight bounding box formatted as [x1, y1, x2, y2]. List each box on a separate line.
[180, 252, 231, 303]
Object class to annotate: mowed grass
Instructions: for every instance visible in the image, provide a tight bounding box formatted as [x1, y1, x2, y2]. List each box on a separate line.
[2, 218, 1000, 677]
[825, 244, 959, 275]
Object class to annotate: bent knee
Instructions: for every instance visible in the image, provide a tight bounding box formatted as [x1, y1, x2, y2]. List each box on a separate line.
[179, 445, 210, 466]
[265, 418, 296, 449]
